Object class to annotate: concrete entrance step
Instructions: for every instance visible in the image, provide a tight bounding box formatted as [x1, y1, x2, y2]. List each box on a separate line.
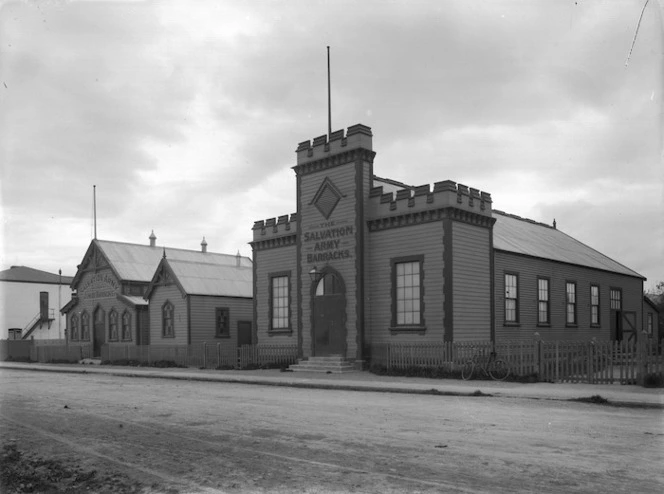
[288, 356, 358, 374]
[79, 358, 102, 365]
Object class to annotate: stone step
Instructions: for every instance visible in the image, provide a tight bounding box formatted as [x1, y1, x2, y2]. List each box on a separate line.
[288, 357, 358, 374]
[303, 356, 347, 362]
[292, 362, 355, 370]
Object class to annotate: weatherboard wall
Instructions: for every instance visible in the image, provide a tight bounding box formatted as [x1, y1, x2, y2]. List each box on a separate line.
[188, 295, 252, 346]
[451, 221, 492, 341]
[148, 283, 188, 345]
[253, 244, 298, 345]
[494, 250, 643, 341]
[366, 222, 445, 343]
[298, 160, 363, 359]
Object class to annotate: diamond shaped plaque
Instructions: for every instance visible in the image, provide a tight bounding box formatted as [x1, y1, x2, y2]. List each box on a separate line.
[311, 178, 345, 219]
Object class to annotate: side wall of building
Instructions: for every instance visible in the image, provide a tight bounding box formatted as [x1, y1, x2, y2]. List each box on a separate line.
[643, 300, 660, 343]
[253, 245, 298, 346]
[494, 251, 643, 341]
[1, 280, 72, 339]
[366, 222, 444, 343]
[189, 295, 253, 347]
[451, 222, 492, 341]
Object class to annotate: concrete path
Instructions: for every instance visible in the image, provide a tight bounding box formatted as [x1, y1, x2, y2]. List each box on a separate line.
[2, 361, 663, 408]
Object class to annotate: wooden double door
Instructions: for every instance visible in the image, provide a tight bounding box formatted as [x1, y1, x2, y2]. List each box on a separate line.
[312, 271, 346, 356]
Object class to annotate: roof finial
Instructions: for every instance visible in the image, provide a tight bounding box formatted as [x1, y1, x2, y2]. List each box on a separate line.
[553, 219, 557, 229]
[162, 247, 167, 259]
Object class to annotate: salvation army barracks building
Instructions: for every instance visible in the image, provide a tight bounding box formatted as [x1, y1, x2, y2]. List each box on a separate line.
[251, 124, 646, 364]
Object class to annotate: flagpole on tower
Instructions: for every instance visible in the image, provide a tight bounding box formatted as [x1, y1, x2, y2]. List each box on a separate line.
[93, 185, 97, 240]
[327, 46, 331, 139]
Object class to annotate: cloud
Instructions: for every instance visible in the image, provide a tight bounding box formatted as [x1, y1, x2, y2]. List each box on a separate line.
[0, 0, 193, 216]
[0, 0, 661, 291]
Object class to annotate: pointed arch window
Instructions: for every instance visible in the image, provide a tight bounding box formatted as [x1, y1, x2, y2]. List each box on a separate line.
[109, 309, 119, 341]
[70, 314, 79, 341]
[162, 301, 174, 337]
[81, 311, 90, 341]
[122, 311, 132, 341]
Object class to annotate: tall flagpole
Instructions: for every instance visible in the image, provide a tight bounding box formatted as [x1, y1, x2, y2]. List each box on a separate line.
[58, 269, 62, 340]
[93, 185, 97, 240]
[327, 46, 331, 139]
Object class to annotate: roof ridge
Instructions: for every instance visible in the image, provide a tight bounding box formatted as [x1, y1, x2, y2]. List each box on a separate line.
[96, 239, 250, 259]
[492, 210, 554, 229]
[167, 259, 251, 268]
[373, 175, 413, 189]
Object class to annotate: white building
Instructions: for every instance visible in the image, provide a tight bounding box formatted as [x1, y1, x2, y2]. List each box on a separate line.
[0, 266, 74, 340]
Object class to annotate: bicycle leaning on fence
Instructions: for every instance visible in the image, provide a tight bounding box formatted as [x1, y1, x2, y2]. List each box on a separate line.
[461, 350, 510, 381]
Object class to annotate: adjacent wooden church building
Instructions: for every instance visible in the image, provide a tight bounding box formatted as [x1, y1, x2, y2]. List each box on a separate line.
[62, 234, 252, 357]
[251, 124, 649, 365]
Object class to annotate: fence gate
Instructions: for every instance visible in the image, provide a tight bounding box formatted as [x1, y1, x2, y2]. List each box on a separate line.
[622, 311, 637, 343]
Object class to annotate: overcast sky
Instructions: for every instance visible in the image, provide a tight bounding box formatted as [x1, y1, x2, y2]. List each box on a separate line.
[0, 0, 662, 290]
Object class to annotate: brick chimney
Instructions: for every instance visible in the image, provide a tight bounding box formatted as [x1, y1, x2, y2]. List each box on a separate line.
[149, 230, 156, 247]
[201, 237, 208, 253]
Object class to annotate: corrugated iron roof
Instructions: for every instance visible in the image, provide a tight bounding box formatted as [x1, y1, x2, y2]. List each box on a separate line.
[493, 211, 644, 279]
[117, 294, 148, 307]
[165, 259, 252, 297]
[96, 240, 252, 283]
[0, 266, 74, 284]
[373, 175, 411, 195]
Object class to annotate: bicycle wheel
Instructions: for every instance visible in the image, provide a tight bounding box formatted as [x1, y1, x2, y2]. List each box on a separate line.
[461, 361, 475, 380]
[489, 359, 509, 381]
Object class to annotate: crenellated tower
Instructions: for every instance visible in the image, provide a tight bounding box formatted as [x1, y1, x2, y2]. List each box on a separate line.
[293, 124, 375, 361]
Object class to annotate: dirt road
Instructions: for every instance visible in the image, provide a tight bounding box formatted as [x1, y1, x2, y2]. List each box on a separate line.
[1, 368, 662, 493]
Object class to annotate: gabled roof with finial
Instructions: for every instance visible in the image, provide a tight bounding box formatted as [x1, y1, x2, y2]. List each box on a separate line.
[71, 238, 252, 288]
[144, 257, 252, 299]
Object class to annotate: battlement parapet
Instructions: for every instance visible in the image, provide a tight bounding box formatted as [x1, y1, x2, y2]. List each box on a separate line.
[253, 213, 298, 241]
[368, 180, 492, 220]
[296, 124, 373, 166]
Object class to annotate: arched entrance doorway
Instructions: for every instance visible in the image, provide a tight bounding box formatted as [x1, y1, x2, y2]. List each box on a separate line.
[312, 270, 346, 356]
[93, 306, 105, 357]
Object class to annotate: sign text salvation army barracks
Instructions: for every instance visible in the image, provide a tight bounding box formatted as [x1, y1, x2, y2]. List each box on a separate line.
[304, 223, 353, 263]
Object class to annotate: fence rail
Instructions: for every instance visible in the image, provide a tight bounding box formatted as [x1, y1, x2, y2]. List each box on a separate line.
[100, 343, 298, 369]
[371, 338, 663, 385]
[3, 337, 662, 386]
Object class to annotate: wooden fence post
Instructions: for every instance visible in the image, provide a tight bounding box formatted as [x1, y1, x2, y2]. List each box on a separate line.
[533, 332, 541, 379]
[588, 339, 595, 384]
[637, 335, 646, 386]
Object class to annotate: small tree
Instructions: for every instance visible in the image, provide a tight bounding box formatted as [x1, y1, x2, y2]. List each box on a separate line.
[645, 282, 664, 344]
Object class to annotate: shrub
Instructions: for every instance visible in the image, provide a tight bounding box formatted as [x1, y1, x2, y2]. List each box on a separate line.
[643, 372, 664, 388]
[571, 395, 609, 405]
[4, 356, 32, 363]
[368, 364, 463, 380]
